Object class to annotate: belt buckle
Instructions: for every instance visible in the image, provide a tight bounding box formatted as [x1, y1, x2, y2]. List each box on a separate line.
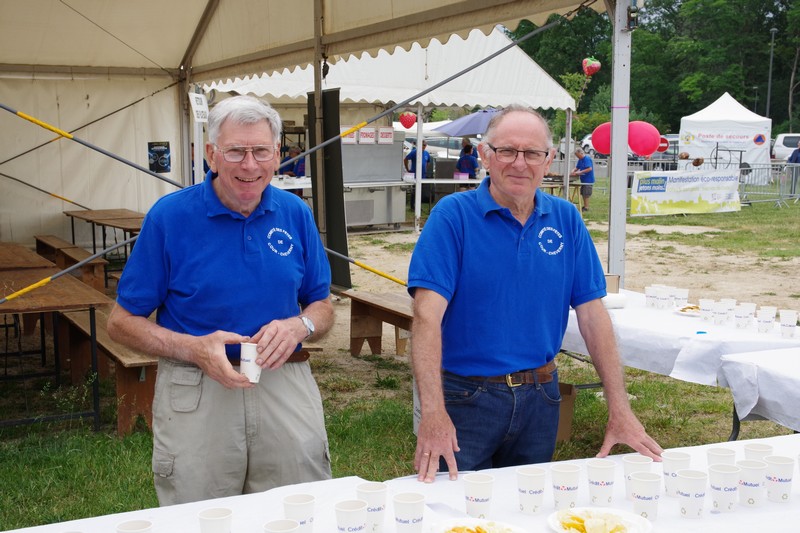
[505, 373, 522, 388]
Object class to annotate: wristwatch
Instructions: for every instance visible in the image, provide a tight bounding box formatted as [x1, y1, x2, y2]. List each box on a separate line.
[299, 315, 315, 340]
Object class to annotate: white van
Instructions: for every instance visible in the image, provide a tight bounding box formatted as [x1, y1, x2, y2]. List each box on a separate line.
[773, 134, 800, 161]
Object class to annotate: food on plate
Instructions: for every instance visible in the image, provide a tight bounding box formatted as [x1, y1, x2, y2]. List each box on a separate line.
[556, 509, 627, 533]
[444, 523, 515, 533]
[678, 304, 700, 313]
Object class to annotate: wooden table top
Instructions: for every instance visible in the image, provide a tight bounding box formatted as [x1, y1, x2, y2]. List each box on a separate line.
[0, 267, 111, 313]
[92, 217, 144, 232]
[0, 242, 55, 271]
[63, 209, 145, 223]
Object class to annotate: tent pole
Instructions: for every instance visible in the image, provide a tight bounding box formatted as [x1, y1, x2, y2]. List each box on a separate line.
[313, 0, 327, 245]
[414, 102, 424, 233]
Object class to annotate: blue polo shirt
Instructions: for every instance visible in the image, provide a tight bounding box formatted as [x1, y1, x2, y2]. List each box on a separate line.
[407, 178, 606, 376]
[116, 176, 331, 357]
[576, 155, 595, 183]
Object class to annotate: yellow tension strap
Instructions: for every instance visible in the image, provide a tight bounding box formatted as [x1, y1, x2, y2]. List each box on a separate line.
[17, 111, 74, 139]
[1, 277, 52, 303]
[352, 260, 407, 287]
[339, 121, 368, 138]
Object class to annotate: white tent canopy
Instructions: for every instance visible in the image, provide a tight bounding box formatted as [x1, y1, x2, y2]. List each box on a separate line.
[207, 28, 575, 112]
[679, 92, 772, 167]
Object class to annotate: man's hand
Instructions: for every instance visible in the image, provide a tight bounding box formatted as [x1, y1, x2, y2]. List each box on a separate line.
[596, 409, 663, 461]
[414, 408, 460, 483]
[191, 330, 253, 389]
[250, 317, 307, 370]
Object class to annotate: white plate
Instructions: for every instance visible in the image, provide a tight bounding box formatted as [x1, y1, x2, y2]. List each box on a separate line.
[428, 517, 528, 533]
[674, 306, 701, 317]
[547, 507, 652, 533]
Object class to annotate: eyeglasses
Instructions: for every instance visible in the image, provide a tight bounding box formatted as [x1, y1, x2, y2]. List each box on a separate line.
[214, 145, 278, 163]
[487, 144, 549, 165]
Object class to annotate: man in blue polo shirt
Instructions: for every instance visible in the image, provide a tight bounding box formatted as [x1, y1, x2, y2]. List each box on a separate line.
[571, 147, 595, 212]
[408, 105, 662, 483]
[108, 96, 334, 505]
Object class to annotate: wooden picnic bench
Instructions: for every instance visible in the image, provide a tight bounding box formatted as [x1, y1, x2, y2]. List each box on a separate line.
[58, 304, 159, 436]
[34, 234, 78, 262]
[55, 246, 108, 292]
[341, 289, 413, 356]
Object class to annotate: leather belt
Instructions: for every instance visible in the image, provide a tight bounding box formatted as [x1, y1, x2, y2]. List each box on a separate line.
[230, 349, 310, 365]
[464, 360, 557, 387]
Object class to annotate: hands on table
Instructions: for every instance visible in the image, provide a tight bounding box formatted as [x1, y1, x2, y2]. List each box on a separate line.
[414, 408, 460, 483]
[596, 409, 664, 461]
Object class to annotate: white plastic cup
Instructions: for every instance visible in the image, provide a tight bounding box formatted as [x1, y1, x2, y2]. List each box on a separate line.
[676, 469, 707, 519]
[708, 464, 740, 513]
[720, 298, 737, 322]
[644, 286, 657, 308]
[760, 305, 778, 318]
[622, 454, 653, 501]
[240, 342, 262, 383]
[516, 465, 546, 514]
[357, 481, 388, 533]
[706, 447, 736, 466]
[757, 308, 775, 334]
[630, 471, 661, 521]
[116, 521, 152, 533]
[283, 493, 315, 533]
[743, 443, 773, 461]
[463, 472, 494, 518]
[586, 458, 616, 506]
[712, 301, 727, 325]
[779, 309, 798, 338]
[734, 305, 749, 329]
[198, 507, 232, 533]
[673, 288, 689, 309]
[763, 455, 794, 503]
[699, 298, 714, 321]
[551, 463, 581, 510]
[661, 450, 691, 497]
[334, 499, 367, 533]
[740, 302, 757, 320]
[737, 459, 767, 507]
[393, 492, 425, 533]
[655, 288, 671, 310]
[264, 519, 300, 533]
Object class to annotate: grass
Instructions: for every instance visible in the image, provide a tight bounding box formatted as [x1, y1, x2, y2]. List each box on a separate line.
[1, 183, 798, 529]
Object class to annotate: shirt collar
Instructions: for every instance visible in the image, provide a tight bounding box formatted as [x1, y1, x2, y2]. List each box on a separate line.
[476, 177, 553, 219]
[202, 173, 276, 219]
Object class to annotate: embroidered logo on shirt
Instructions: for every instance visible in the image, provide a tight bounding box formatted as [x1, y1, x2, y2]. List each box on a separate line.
[538, 226, 564, 256]
[266, 227, 294, 256]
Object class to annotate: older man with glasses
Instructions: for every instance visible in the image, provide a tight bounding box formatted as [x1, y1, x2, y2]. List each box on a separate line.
[108, 95, 334, 504]
[408, 104, 662, 483]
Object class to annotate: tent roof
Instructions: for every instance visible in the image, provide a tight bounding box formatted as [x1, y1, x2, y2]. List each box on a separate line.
[682, 92, 769, 124]
[206, 28, 575, 110]
[0, 0, 591, 83]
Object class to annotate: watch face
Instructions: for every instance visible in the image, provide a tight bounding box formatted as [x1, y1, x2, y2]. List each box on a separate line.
[302, 316, 314, 336]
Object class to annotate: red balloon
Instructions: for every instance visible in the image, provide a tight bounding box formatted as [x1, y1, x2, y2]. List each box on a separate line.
[628, 121, 661, 156]
[591, 122, 611, 155]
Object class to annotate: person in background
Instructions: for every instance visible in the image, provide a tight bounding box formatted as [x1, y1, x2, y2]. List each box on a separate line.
[570, 147, 595, 212]
[456, 144, 479, 179]
[405, 140, 432, 204]
[787, 139, 800, 195]
[107, 95, 334, 505]
[280, 144, 306, 197]
[407, 104, 662, 483]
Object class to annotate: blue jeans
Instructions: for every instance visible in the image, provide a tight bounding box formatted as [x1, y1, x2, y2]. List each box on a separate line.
[441, 369, 561, 472]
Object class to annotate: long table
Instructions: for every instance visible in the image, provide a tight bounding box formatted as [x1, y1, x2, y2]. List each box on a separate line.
[64, 209, 145, 254]
[8, 434, 800, 532]
[0, 242, 54, 270]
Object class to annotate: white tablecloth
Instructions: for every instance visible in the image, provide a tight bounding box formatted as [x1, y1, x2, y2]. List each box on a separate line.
[719, 348, 800, 431]
[10, 435, 800, 533]
[561, 290, 800, 385]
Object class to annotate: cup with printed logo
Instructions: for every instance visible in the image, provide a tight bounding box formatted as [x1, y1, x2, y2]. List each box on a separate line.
[712, 301, 728, 325]
[734, 305, 750, 329]
[551, 463, 581, 510]
[763, 455, 794, 503]
[198, 507, 232, 533]
[737, 459, 767, 507]
[264, 519, 300, 533]
[676, 469, 707, 519]
[707, 446, 736, 466]
[586, 458, 616, 506]
[357, 481, 388, 533]
[708, 464, 739, 513]
[661, 450, 691, 497]
[516, 465, 546, 514]
[743, 443, 773, 461]
[622, 454, 653, 501]
[644, 286, 658, 308]
[239, 342, 262, 383]
[393, 492, 425, 533]
[779, 309, 798, 338]
[740, 302, 757, 321]
[757, 309, 775, 334]
[720, 298, 737, 323]
[334, 499, 367, 533]
[630, 471, 661, 521]
[283, 493, 315, 533]
[463, 472, 494, 518]
[699, 299, 714, 321]
[672, 288, 689, 309]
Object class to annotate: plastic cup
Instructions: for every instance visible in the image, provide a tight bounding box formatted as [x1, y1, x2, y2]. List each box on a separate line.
[699, 298, 714, 321]
[743, 443, 773, 461]
[630, 471, 661, 521]
[734, 305, 749, 329]
[672, 288, 689, 308]
[357, 481, 388, 533]
[393, 492, 425, 533]
[706, 446, 736, 466]
[712, 301, 727, 325]
[763, 455, 794, 503]
[334, 499, 367, 533]
[757, 308, 775, 333]
[586, 458, 616, 506]
[516, 465, 546, 514]
[551, 463, 581, 510]
[240, 342, 262, 383]
[283, 493, 315, 533]
[779, 309, 798, 338]
[661, 450, 691, 497]
[198, 507, 232, 533]
[116, 521, 152, 533]
[737, 459, 767, 507]
[676, 469, 707, 519]
[720, 298, 737, 322]
[740, 302, 757, 320]
[264, 519, 300, 533]
[463, 472, 494, 518]
[622, 454, 653, 501]
[708, 464, 740, 513]
[655, 288, 671, 310]
[644, 286, 657, 308]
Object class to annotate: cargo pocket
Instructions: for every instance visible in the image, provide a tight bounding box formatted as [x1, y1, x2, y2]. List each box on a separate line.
[169, 364, 203, 412]
[152, 448, 175, 478]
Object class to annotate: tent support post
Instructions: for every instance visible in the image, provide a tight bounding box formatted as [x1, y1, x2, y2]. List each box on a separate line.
[313, 0, 327, 243]
[414, 102, 424, 234]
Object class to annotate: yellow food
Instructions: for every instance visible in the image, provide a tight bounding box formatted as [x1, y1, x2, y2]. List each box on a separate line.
[444, 523, 513, 533]
[557, 509, 628, 533]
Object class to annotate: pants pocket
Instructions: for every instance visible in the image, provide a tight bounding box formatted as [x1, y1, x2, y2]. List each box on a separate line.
[169, 364, 203, 412]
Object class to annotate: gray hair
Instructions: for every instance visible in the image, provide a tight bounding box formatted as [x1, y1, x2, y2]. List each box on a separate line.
[207, 95, 282, 145]
[483, 104, 553, 149]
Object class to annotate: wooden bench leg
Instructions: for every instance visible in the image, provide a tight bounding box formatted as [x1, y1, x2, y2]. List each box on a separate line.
[115, 365, 156, 436]
[350, 300, 383, 355]
[395, 327, 409, 355]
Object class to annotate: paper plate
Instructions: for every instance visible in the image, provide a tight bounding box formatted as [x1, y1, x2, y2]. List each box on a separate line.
[547, 507, 652, 533]
[428, 517, 528, 533]
[674, 305, 701, 317]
